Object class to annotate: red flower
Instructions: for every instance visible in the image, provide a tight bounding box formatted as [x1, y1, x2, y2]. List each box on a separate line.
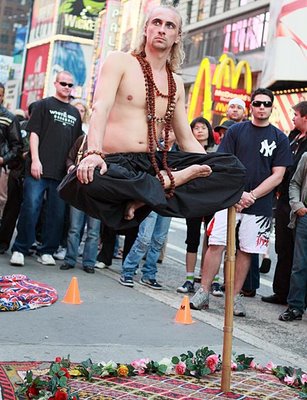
[54, 389, 68, 400]
[55, 357, 62, 363]
[60, 367, 70, 378]
[26, 385, 39, 397]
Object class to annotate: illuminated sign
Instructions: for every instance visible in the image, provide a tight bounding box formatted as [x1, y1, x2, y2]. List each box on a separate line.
[188, 54, 252, 122]
[57, 0, 106, 39]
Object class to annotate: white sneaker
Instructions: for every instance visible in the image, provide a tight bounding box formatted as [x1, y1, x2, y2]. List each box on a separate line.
[10, 251, 24, 266]
[37, 254, 56, 265]
[95, 262, 108, 269]
[53, 247, 66, 260]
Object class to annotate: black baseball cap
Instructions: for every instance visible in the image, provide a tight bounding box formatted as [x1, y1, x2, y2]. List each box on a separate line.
[214, 120, 236, 132]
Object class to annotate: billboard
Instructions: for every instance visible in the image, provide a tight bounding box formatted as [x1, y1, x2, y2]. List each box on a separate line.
[47, 40, 94, 99]
[29, 0, 57, 43]
[57, 0, 106, 39]
[261, 0, 307, 88]
[20, 44, 50, 109]
[13, 26, 28, 64]
[0, 55, 14, 85]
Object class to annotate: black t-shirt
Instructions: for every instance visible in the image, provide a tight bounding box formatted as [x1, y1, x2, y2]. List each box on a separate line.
[26, 97, 82, 180]
[219, 121, 293, 217]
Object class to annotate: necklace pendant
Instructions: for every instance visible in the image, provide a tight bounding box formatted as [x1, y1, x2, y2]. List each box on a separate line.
[147, 114, 153, 121]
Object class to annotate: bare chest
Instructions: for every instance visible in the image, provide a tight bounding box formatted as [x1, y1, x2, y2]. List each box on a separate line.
[117, 65, 175, 120]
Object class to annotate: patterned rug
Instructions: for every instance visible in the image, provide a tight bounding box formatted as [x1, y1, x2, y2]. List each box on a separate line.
[0, 361, 302, 400]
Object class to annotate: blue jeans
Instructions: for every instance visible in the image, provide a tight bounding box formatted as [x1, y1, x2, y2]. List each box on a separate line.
[121, 212, 171, 280]
[12, 176, 65, 255]
[287, 214, 307, 313]
[65, 206, 101, 268]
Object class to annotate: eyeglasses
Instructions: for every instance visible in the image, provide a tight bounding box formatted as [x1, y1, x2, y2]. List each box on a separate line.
[251, 100, 272, 108]
[57, 81, 74, 88]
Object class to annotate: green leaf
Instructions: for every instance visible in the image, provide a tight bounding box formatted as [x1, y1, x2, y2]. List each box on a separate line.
[59, 376, 67, 387]
[172, 356, 180, 365]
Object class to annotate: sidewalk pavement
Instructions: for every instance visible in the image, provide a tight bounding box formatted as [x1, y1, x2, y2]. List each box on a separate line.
[0, 252, 305, 371]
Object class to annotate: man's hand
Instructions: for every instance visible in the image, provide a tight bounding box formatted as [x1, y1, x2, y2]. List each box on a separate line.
[31, 159, 43, 179]
[235, 191, 256, 212]
[77, 153, 107, 184]
[296, 207, 307, 217]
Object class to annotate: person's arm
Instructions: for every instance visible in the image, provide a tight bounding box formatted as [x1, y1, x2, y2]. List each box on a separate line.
[77, 51, 126, 184]
[29, 132, 42, 179]
[238, 166, 286, 210]
[0, 116, 22, 167]
[289, 155, 307, 217]
[171, 78, 206, 153]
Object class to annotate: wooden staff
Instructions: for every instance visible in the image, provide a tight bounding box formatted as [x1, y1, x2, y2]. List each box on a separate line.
[221, 206, 236, 392]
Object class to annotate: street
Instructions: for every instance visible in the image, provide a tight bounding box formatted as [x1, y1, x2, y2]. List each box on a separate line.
[0, 216, 305, 373]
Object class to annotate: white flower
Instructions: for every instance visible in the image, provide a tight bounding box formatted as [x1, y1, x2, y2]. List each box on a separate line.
[158, 357, 174, 375]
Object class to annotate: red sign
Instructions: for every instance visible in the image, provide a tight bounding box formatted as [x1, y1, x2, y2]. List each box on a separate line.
[20, 44, 50, 110]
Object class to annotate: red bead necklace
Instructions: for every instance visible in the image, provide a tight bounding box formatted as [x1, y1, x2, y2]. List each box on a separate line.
[135, 54, 177, 198]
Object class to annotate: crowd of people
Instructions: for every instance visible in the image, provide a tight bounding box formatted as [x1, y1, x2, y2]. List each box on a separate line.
[0, 5, 306, 322]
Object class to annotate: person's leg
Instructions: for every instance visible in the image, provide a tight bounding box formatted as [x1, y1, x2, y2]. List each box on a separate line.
[64, 206, 86, 268]
[82, 216, 101, 270]
[234, 250, 252, 295]
[141, 215, 171, 282]
[281, 215, 307, 319]
[121, 212, 157, 281]
[39, 179, 66, 255]
[0, 172, 23, 251]
[97, 226, 117, 266]
[266, 198, 294, 302]
[12, 176, 46, 255]
[241, 254, 259, 296]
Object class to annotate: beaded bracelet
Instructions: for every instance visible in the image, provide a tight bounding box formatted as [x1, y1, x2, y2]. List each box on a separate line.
[250, 190, 257, 200]
[82, 150, 105, 160]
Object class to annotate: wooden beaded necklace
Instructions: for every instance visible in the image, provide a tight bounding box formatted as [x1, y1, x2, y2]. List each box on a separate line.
[135, 53, 177, 198]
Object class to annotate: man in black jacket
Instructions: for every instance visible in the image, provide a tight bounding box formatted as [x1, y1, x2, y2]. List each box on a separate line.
[0, 83, 22, 174]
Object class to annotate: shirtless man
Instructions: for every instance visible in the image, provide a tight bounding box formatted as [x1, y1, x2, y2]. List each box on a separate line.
[59, 5, 245, 229]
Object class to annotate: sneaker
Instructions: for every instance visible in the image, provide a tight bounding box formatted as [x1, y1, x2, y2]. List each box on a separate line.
[37, 254, 56, 265]
[177, 280, 195, 293]
[279, 307, 303, 322]
[119, 276, 134, 287]
[190, 287, 209, 310]
[194, 275, 202, 283]
[95, 262, 108, 269]
[211, 282, 223, 297]
[10, 251, 24, 266]
[234, 294, 246, 317]
[140, 278, 163, 290]
[53, 247, 66, 260]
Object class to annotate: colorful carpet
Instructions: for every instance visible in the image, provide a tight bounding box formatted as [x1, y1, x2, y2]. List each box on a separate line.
[0, 275, 58, 311]
[0, 361, 302, 399]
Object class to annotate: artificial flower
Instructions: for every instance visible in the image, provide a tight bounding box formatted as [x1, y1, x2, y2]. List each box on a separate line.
[54, 389, 68, 400]
[265, 361, 276, 372]
[158, 358, 173, 375]
[55, 357, 62, 363]
[117, 364, 129, 377]
[231, 361, 237, 371]
[301, 374, 307, 384]
[206, 354, 219, 373]
[131, 358, 150, 374]
[284, 375, 296, 386]
[26, 385, 39, 397]
[175, 361, 186, 375]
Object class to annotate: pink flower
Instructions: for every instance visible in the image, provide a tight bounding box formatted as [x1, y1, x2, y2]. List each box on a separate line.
[301, 374, 307, 384]
[206, 354, 219, 373]
[231, 361, 237, 371]
[284, 375, 296, 386]
[265, 361, 276, 372]
[175, 361, 186, 375]
[249, 360, 257, 369]
[131, 358, 150, 375]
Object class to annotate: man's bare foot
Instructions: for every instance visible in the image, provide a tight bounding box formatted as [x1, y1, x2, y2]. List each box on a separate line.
[124, 200, 145, 220]
[161, 165, 212, 189]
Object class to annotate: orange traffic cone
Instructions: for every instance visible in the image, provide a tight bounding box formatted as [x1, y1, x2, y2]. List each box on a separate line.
[62, 277, 83, 304]
[174, 295, 195, 324]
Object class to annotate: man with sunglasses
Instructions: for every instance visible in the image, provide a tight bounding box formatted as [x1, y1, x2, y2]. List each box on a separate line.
[190, 88, 292, 317]
[10, 71, 82, 267]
